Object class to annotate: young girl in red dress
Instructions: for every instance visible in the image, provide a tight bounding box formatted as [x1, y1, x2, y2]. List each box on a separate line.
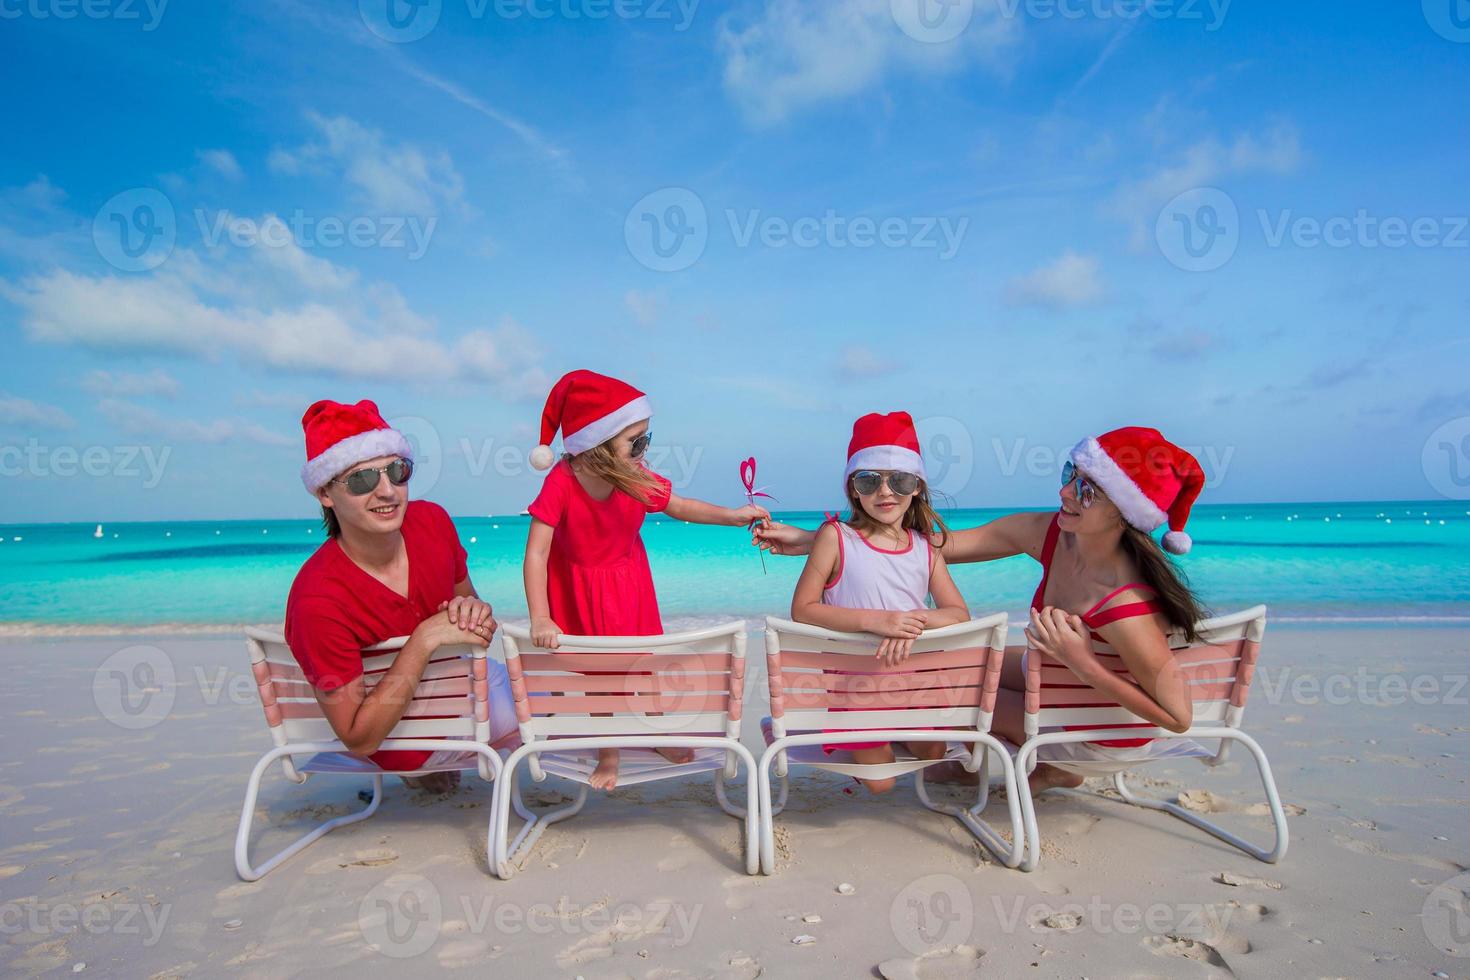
[523, 369, 771, 790]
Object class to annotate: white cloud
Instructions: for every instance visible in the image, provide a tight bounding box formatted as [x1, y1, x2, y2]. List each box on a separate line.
[837, 344, 898, 380]
[270, 112, 464, 215]
[1109, 122, 1301, 246]
[0, 392, 73, 429]
[1004, 251, 1106, 310]
[198, 148, 244, 181]
[625, 289, 662, 328]
[718, 0, 1018, 126]
[97, 398, 293, 446]
[81, 369, 180, 398]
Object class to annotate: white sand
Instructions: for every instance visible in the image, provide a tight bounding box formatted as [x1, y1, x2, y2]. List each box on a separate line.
[1, 623, 1466, 978]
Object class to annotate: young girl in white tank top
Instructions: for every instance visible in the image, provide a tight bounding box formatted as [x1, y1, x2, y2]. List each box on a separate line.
[789, 412, 972, 794]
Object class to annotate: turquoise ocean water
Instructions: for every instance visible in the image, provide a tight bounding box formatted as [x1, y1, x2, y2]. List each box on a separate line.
[1, 501, 1467, 629]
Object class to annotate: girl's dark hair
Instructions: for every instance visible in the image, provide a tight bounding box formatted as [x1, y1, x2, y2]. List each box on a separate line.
[321, 505, 341, 539]
[1119, 526, 1208, 641]
[843, 475, 951, 548]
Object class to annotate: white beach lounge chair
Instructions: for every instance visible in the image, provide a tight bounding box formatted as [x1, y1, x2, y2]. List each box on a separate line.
[234, 628, 514, 881]
[1010, 605, 1288, 872]
[490, 622, 760, 878]
[757, 614, 1024, 874]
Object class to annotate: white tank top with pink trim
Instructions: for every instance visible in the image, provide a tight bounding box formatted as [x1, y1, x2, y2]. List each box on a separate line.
[821, 521, 932, 611]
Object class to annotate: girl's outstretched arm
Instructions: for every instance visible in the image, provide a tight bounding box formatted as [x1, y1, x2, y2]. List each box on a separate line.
[523, 518, 561, 649]
[664, 493, 769, 527]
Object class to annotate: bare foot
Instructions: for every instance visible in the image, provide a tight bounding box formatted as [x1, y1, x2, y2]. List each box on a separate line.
[1026, 763, 1085, 793]
[589, 748, 620, 790]
[401, 770, 460, 795]
[925, 760, 981, 785]
[654, 746, 696, 765]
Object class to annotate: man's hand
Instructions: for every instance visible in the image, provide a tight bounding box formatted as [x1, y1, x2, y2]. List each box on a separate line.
[413, 610, 491, 651]
[438, 595, 496, 641]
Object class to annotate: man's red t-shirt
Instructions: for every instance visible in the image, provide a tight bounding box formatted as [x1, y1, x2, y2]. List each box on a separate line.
[285, 500, 468, 771]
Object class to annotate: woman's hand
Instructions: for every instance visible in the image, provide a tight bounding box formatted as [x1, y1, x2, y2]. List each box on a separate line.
[530, 616, 562, 650]
[438, 596, 496, 641]
[1024, 606, 1095, 673]
[752, 520, 816, 556]
[731, 503, 771, 527]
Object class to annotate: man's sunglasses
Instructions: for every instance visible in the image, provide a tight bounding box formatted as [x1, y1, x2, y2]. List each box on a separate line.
[850, 469, 920, 497]
[1060, 460, 1098, 508]
[332, 458, 413, 495]
[630, 430, 652, 459]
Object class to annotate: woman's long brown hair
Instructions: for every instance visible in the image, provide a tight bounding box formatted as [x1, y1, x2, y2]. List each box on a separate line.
[563, 444, 664, 507]
[1119, 526, 1208, 642]
[843, 476, 951, 549]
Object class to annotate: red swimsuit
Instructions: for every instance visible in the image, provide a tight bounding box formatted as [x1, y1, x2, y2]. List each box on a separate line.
[1032, 515, 1161, 748]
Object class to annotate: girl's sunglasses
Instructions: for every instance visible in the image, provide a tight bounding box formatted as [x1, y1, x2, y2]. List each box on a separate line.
[629, 430, 652, 459]
[333, 458, 413, 495]
[1060, 460, 1097, 508]
[851, 470, 919, 496]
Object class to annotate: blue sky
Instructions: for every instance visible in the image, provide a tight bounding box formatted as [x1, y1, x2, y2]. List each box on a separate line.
[1, 0, 1467, 522]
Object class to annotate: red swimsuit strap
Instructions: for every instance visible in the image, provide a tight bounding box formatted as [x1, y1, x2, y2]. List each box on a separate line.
[1031, 514, 1062, 610]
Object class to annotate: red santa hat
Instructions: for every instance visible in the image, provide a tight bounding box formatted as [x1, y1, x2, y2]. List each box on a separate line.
[1069, 426, 1204, 554]
[845, 411, 927, 481]
[530, 369, 652, 471]
[299, 399, 413, 493]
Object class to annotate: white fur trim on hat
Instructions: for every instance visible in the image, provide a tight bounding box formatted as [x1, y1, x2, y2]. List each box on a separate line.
[301, 428, 414, 493]
[561, 395, 653, 456]
[845, 445, 927, 481]
[1069, 437, 1168, 532]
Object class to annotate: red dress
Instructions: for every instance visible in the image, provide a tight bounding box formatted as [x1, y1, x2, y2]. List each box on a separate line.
[1032, 514, 1164, 748]
[527, 460, 672, 636]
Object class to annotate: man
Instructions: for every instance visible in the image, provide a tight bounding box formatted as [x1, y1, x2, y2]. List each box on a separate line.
[285, 398, 513, 792]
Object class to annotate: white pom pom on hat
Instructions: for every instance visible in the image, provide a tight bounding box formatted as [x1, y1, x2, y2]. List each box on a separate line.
[529, 444, 556, 471]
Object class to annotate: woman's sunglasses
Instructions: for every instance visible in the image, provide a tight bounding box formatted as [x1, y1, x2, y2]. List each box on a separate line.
[630, 430, 652, 459]
[850, 470, 920, 497]
[332, 458, 413, 495]
[1060, 460, 1097, 508]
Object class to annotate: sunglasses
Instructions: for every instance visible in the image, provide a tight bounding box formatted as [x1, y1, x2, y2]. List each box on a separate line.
[850, 470, 920, 497]
[1060, 460, 1098, 508]
[332, 458, 413, 495]
[629, 430, 652, 459]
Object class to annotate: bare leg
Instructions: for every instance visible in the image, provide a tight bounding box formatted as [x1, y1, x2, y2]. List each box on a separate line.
[992, 686, 1082, 792]
[590, 748, 620, 790]
[851, 744, 899, 794]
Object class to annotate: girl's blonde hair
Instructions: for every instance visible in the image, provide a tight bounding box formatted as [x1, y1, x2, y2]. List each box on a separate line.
[564, 442, 663, 506]
[843, 473, 951, 548]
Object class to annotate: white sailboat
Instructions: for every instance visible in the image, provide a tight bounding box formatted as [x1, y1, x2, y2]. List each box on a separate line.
[94, 524, 103, 539]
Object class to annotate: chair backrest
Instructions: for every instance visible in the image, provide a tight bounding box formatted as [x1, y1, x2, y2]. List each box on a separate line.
[763, 614, 1009, 738]
[499, 622, 748, 744]
[1023, 604, 1267, 737]
[244, 627, 490, 776]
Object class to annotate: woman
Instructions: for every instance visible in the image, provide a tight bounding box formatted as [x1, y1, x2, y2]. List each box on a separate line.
[755, 426, 1207, 792]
